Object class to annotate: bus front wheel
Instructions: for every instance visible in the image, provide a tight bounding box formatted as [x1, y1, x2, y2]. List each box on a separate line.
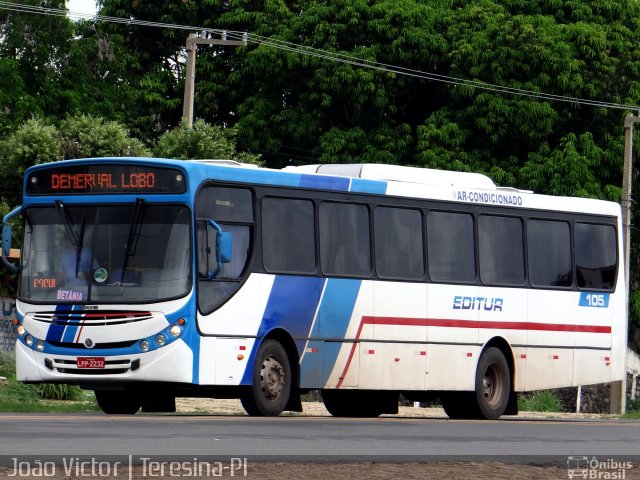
[95, 389, 141, 415]
[241, 339, 291, 416]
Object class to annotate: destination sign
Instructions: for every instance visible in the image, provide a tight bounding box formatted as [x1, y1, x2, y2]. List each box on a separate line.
[26, 164, 186, 195]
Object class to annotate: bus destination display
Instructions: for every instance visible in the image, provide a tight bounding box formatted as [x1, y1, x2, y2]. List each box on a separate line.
[26, 164, 186, 195]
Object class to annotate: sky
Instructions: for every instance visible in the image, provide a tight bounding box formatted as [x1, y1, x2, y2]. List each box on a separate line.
[67, 0, 98, 17]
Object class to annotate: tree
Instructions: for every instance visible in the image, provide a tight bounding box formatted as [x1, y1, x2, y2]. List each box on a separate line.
[58, 114, 149, 159]
[0, 117, 62, 208]
[0, 1, 132, 133]
[154, 119, 261, 164]
[0, 0, 74, 131]
[97, 0, 232, 139]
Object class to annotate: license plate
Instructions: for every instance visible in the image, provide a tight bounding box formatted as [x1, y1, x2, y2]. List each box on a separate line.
[76, 357, 105, 369]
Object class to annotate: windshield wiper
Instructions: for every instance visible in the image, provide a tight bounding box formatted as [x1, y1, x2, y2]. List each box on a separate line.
[120, 198, 145, 283]
[55, 201, 87, 278]
[55, 200, 80, 246]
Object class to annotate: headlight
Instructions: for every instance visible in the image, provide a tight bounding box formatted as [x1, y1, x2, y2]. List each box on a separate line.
[140, 339, 150, 352]
[35, 340, 45, 351]
[25, 335, 34, 347]
[16, 325, 25, 336]
[169, 325, 181, 337]
[155, 334, 166, 346]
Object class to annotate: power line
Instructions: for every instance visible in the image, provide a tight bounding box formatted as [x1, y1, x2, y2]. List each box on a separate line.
[0, 1, 638, 111]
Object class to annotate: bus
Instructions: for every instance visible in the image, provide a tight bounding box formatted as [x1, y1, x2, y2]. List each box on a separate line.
[1, 158, 626, 419]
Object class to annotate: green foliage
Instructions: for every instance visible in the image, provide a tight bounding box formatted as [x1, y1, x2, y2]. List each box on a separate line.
[5, 381, 39, 403]
[518, 390, 563, 412]
[154, 119, 261, 164]
[59, 114, 150, 159]
[0, 354, 12, 379]
[0, 117, 62, 208]
[627, 398, 640, 413]
[36, 384, 83, 401]
[0, 117, 62, 171]
[0, 356, 97, 411]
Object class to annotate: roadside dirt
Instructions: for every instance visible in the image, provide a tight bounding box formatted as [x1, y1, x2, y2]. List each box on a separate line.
[175, 396, 610, 419]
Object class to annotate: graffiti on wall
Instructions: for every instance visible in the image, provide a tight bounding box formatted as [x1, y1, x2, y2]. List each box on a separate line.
[0, 298, 16, 355]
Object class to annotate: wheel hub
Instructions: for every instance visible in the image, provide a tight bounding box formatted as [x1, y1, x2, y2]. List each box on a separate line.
[482, 363, 503, 406]
[261, 355, 285, 400]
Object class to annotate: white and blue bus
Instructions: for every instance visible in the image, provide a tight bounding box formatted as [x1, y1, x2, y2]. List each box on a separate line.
[1, 159, 626, 419]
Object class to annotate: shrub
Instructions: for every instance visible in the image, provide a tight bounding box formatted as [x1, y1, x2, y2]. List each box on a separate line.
[36, 384, 83, 401]
[518, 390, 562, 412]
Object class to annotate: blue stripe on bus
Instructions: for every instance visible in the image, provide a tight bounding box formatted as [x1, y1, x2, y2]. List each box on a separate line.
[45, 304, 72, 342]
[300, 278, 362, 387]
[349, 178, 387, 194]
[60, 304, 83, 343]
[300, 174, 350, 191]
[240, 275, 326, 385]
[188, 166, 352, 192]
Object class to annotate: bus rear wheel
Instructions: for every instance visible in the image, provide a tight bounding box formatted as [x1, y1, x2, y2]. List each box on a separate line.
[95, 389, 141, 415]
[241, 339, 291, 416]
[474, 347, 511, 420]
[441, 348, 511, 420]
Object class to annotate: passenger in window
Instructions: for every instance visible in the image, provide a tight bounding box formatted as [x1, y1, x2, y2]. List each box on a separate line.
[59, 244, 99, 287]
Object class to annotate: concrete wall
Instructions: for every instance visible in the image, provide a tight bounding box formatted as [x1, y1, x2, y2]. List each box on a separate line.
[0, 297, 17, 360]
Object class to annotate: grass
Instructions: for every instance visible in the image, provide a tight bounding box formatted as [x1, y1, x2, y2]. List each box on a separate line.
[518, 390, 563, 412]
[0, 355, 100, 413]
[623, 398, 640, 419]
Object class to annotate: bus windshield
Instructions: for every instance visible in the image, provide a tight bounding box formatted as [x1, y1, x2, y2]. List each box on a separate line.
[19, 204, 192, 304]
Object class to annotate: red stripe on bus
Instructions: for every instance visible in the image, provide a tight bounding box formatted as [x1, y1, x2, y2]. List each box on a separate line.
[334, 315, 610, 389]
[362, 316, 611, 333]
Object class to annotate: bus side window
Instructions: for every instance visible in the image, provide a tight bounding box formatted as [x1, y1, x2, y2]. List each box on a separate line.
[527, 219, 572, 288]
[319, 202, 371, 277]
[575, 223, 616, 291]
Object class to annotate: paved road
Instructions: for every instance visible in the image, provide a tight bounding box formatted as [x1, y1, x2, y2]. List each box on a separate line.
[0, 414, 638, 463]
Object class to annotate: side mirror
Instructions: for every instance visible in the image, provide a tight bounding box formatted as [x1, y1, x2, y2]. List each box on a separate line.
[2, 224, 12, 259]
[2, 206, 22, 273]
[197, 218, 232, 280]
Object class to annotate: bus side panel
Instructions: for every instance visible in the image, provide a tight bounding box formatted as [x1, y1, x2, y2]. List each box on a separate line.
[426, 284, 479, 391]
[525, 290, 576, 390]
[477, 287, 527, 392]
[357, 281, 427, 391]
[197, 274, 276, 385]
[300, 278, 364, 388]
[573, 291, 614, 386]
[318, 278, 366, 389]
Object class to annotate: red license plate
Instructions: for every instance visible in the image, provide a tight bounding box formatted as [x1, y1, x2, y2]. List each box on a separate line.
[76, 357, 105, 369]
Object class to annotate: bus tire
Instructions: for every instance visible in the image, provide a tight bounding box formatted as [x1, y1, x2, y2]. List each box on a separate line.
[241, 339, 291, 416]
[474, 347, 511, 420]
[95, 390, 141, 415]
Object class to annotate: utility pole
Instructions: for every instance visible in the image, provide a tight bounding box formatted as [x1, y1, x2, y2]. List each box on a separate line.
[182, 31, 247, 128]
[612, 113, 640, 414]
